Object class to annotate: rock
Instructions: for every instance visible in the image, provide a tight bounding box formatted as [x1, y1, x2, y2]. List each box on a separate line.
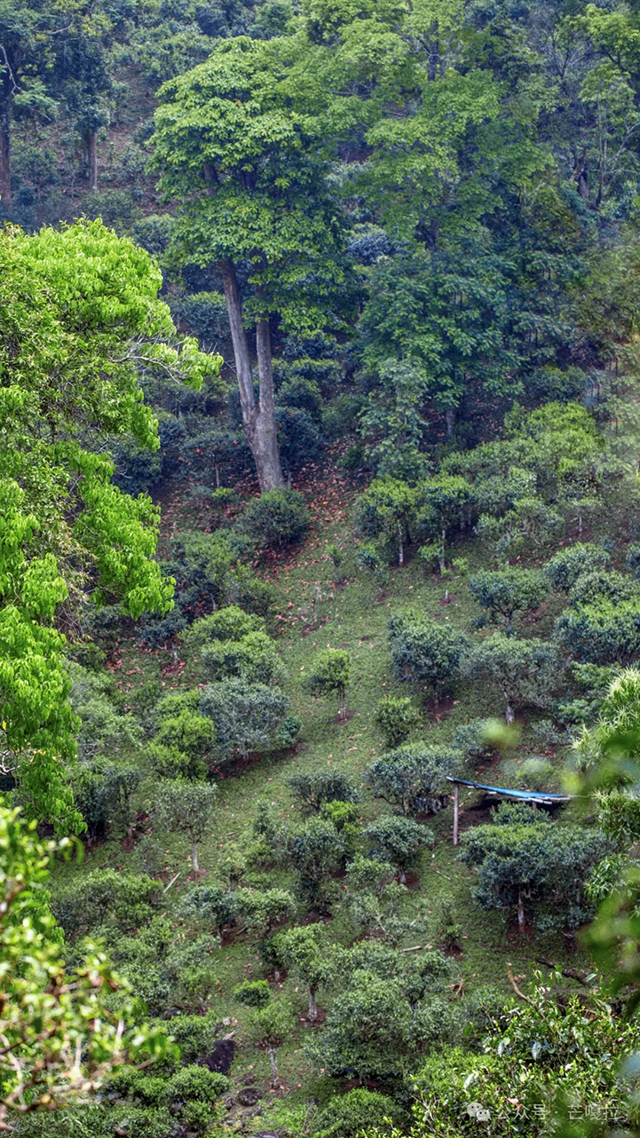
[253, 1132, 282, 1137]
[240, 1073, 257, 1085]
[224, 1097, 234, 1111]
[200, 1037, 236, 1075]
[237, 1086, 261, 1107]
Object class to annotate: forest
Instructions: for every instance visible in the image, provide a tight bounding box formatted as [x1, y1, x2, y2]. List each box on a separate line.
[5, 0, 640, 1136]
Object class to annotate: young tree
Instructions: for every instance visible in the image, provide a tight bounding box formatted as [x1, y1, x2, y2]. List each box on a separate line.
[303, 649, 351, 720]
[251, 1001, 293, 1088]
[554, 597, 640, 666]
[199, 678, 292, 759]
[287, 818, 345, 910]
[278, 925, 331, 1022]
[0, 805, 172, 1128]
[288, 771, 360, 815]
[353, 477, 419, 565]
[0, 220, 219, 831]
[468, 568, 549, 634]
[363, 815, 432, 884]
[465, 634, 558, 723]
[544, 543, 611, 592]
[154, 780, 217, 875]
[374, 695, 420, 749]
[389, 613, 467, 704]
[365, 745, 457, 817]
[459, 808, 607, 934]
[152, 37, 343, 492]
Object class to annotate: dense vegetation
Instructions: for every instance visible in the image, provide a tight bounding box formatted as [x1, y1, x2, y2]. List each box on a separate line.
[6, 1, 640, 1136]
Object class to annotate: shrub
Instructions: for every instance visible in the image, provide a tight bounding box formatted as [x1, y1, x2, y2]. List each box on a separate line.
[198, 630, 285, 685]
[374, 695, 419, 748]
[389, 612, 467, 701]
[236, 489, 310, 549]
[288, 771, 360, 814]
[568, 570, 638, 607]
[543, 543, 611, 592]
[233, 979, 271, 1007]
[53, 870, 162, 936]
[354, 477, 419, 564]
[460, 819, 607, 933]
[287, 818, 345, 908]
[165, 1065, 228, 1104]
[363, 815, 432, 883]
[312, 1088, 404, 1137]
[200, 678, 290, 759]
[178, 884, 239, 934]
[554, 597, 640, 665]
[154, 779, 218, 874]
[302, 649, 351, 717]
[464, 633, 558, 721]
[452, 719, 497, 767]
[277, 407, 324, 476]
[365, 744, 458, 816]
[184, 607, 265, 647]
[468, 568, 548, 633]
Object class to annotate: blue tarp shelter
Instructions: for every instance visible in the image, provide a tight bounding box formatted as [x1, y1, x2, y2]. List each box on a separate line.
[446, 776, 574, 844]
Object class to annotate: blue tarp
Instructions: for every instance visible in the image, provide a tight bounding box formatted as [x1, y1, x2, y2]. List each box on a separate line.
[446, 776, 572, 804]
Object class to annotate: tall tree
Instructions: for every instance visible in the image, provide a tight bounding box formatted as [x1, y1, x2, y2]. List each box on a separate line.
[152, 36, 344, 492]
[0, 219, 220, 830]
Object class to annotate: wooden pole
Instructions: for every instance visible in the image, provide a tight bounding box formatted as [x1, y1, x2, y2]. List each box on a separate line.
[453, 784, 459, 846]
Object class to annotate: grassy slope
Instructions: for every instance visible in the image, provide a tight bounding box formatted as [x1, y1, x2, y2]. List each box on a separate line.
[58, 464, 595, 1129]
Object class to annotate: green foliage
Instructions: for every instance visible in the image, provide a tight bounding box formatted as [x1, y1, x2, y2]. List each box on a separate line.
[366, 744, 458, 816]
[0, 806, 172, 1128]
[236, 490, 311, 550]
[53, 870, 163, 937]
[555, 596, 640, 665]
[233, 979, 271, 1008]
[374, 695, 420, 749]
[568, 569, 638, 607]
[183, 606, 266, 648]
[354, 477, 419, 563]
[199, 678, 292, 759]
[460, 817, 607, 931]
[465, 634, 559, 721]
[363, 815, 433, 880]
[389, 612, 467, 698]
[468, 568, 549, 633]
[0, 221, 222, 830]
[312, 1088, 404, 1137]
[288, 771, 360, 814]
[544, 543, 612, 592]
[177, 884, 238, 936]
[303, 649, 351, 714]
[287, 818, 345, 908]
[153, 779, 217, 872]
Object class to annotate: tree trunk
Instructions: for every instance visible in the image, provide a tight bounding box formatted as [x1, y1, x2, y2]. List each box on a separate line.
[397, 523, 404, 566]
[308, 989, 317, 1023]
[398, 867, 407, 885]
[192, 841, 199, 875]
[505, 700, 514, 724]
[255, 317, 285, 491]
[445, 406, 455, 436]
[218, 259, 285, 493]
[339, 689, 347, 720]
[268, 1047, 279, 1088]
[87, 130, 98, 193]
[517, 890, 525, 934]
[0, 89, 11, 208]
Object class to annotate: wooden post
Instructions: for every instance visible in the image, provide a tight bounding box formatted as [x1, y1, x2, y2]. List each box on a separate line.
[453, 784, 459, 846]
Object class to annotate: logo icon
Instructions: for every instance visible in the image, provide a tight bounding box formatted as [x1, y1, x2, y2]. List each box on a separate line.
[466, 1102, 491, 1122]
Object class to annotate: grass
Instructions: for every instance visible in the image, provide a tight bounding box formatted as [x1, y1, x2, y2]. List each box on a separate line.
[54, 463, 602, 1127]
